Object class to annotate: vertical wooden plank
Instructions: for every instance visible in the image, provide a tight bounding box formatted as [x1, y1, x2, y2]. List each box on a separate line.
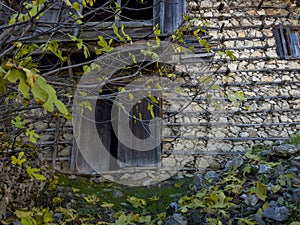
[289, 29, 300, 58]
[279, 24, 289, 59]
[163, 0, 186, 34]
[74, 98, 111, 173]
[286, 27, 294, 57]
[273, 27, 284, 59]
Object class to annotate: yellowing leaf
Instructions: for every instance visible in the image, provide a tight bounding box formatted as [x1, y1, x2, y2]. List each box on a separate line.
[101, 202, 114, 208]
[149, 196, 160, 201]
[25, 129, 39, 143]
[27, 166, 46, 181]
[127, 196, 147, 209]
[147, 102, 155, 118]
[255, 181, 267, 201]
[11, 151, 26, 166]
[84, 194, 99, 204]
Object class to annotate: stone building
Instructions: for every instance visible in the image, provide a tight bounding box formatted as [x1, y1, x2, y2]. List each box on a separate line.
[1, 0, 299, 182]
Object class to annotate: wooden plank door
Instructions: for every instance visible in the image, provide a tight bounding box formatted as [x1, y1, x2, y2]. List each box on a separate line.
[118, 98, 161, 167]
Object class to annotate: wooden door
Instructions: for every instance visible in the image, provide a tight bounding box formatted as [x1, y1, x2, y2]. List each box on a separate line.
[118, 98, 161, 167]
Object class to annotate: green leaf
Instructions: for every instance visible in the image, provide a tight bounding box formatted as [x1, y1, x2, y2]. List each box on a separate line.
[235, 91, 247, 101]
[112, 24, 125, 42]
[15, 210, 34, 219]
[5, 69, 30, 99]
[21, 218, 37, 225]
[83, 44, 90, 58]
[31, 76, 69, 117]
[121, 24, 132, 43]
[245, 151, 261, 162]
[254, 181, 267, 201]
[148, 102, 155, 119]
[203, 190, 234, 209]
[72, 2, 81, 11]
[84, 194, 99, 204]
[25, 129, 39, 143]
[101, 202, 114, 208]
[11, 116, 27, 128]
[43, 40, 67, 61]
[226, 50, 237, 60]
[27, 166, 46, 180]
[149, 95, 158, 104]
[128, 93, 134, 100]
[67, 33, 77, 42]
[127, 196, 147, 209]
[11, 151, 26, 166]
[62, 0, 72, 6]
[237, 218, 257, 225]
[199, 75, 214, 85]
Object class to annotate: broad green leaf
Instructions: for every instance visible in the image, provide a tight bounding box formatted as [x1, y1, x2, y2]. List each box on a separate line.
[138, 215, 151, 224]
[226, 50, 237, 60]
[22, 68, 38, 87]
[5, 69, 30, 99]
[271, 184, 281, 193]
[26, 166, 46, 180]
[72, 2, 81, 11]
[54, 99, 69, 116]
[255, 181, 267, 201]
[31, 76, 69, 117]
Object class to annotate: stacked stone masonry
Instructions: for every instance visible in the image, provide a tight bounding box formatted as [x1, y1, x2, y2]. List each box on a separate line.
[30, 0, 300, 172]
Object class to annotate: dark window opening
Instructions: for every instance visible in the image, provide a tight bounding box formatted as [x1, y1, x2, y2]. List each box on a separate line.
[82, 1, 115, 22]
[274, 24, 300, 59]
[121, 0, 153, 21]
[82, 0, 153, 22]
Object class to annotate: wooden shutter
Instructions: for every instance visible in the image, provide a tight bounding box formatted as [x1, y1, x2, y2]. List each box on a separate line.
[274, 24, 300, 59]
[154, 0, 186, 34]
[118, 98, 161, 167]
[73, 98, 111, 173]
[36, 0, 71, 33]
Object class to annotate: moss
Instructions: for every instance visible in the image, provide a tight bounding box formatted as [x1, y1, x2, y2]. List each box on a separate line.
[52, 173, 191, 217]
[289, 134, 300, 144]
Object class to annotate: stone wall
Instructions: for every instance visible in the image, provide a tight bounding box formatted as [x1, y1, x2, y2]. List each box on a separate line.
[30, 0, 300, 173]
[159, 0, 300, 171]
